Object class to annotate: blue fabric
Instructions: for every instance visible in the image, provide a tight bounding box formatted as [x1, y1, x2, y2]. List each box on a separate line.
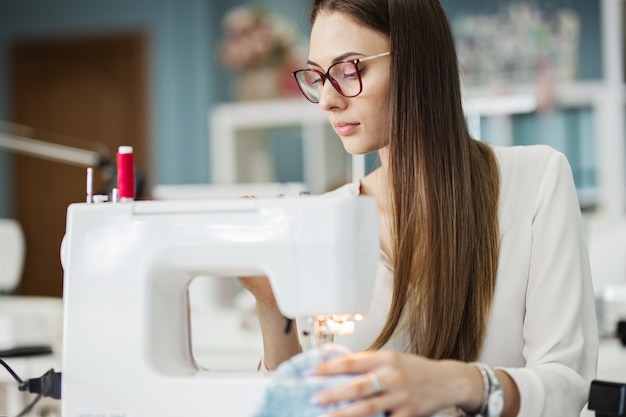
[252, 344, 385, 417]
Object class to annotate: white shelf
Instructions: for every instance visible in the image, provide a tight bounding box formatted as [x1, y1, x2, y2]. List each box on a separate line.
[209, 98, 362, 194]
[209, 81, 619, 196]
[466, 80, 617, 112]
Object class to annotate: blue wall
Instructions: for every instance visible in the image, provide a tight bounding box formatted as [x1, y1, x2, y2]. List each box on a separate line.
[0, 0, 313, 217]
[0, 0, 219, 217]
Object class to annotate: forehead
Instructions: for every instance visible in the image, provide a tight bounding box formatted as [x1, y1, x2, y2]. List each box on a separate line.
[309, 11, 390, 64]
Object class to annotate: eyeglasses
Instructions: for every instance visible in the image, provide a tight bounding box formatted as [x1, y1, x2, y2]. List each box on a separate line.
[292, 52, 390, 103]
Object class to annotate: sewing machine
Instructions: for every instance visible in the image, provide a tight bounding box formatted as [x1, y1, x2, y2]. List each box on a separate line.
[60, 195, 379, 417]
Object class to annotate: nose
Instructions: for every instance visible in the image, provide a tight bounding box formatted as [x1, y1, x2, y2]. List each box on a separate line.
[318, 78, 346, 111]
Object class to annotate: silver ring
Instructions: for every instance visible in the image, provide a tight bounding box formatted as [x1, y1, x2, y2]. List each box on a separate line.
[368, 372, 383, 395]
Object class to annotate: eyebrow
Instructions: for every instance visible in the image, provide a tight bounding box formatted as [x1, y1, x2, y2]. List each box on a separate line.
[307, 51, 365, 68]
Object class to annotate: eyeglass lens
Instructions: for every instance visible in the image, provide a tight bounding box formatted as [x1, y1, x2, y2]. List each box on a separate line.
[295, 61, 362, 103]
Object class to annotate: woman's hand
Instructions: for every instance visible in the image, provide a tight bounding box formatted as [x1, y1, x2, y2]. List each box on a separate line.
[310, 351, 483, 417]
[238, 274, 301, 369]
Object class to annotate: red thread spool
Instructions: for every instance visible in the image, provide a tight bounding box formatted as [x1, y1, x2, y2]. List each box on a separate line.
[117, 146, 135, 201]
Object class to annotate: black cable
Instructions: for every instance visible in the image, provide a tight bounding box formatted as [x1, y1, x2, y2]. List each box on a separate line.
[0, 356, 39, 416]
[14, 390, 44, 417]
[0, 357, 24, 385]
[0, 357, 62, 417]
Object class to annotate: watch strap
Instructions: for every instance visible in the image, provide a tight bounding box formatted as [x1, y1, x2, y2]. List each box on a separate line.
[470, 363, 503, 417]
[473, 363, 489, 416]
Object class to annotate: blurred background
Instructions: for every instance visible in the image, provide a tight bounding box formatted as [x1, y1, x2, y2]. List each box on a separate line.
[0, 0, 625, 414]
[0, 0, 617, 297]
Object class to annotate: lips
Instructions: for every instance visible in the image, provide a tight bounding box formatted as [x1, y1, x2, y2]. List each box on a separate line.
[334, 121, 360, 136]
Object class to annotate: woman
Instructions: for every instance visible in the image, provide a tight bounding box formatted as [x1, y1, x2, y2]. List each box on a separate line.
[240, 1, 598, 416]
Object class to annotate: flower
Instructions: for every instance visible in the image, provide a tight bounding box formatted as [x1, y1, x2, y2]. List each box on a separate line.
[218, 4, 301, 72]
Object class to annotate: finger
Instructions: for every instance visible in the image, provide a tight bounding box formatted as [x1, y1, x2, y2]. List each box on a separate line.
[345, 391, 423, 417]
[315, 372, 385, 406]
[316, 351, 394, 375]
[319, 390, 409, 417]
[386, 405, 420, 417]
[369, 372, 384, 396]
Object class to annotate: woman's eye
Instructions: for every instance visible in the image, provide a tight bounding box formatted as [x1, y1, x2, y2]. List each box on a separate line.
[342, 70, 359, 80]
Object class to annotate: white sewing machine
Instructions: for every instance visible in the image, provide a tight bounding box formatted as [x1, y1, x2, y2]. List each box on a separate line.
[60, 195, 379, 417]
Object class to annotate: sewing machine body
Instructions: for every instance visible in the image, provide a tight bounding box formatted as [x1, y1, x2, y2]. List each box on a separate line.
[60, 196, 379, 417]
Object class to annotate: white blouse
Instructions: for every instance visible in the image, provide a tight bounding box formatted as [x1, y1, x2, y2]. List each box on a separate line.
[327, 144, 599, 417]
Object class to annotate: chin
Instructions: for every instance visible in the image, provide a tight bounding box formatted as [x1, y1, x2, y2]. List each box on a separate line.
[340, 137, 378, 156]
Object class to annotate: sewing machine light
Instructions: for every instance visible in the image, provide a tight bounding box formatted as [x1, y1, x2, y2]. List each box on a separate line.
[309, 313, 366, 347]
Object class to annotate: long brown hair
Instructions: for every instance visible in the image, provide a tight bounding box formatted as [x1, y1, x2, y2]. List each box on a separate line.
[311, 0, 500, 362]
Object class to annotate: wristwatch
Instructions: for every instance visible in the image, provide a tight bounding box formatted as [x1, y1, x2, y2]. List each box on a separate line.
[483, 365, 504, 417]
[473, 363, 504, 417]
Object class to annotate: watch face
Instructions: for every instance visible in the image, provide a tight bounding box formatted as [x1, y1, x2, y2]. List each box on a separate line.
[488, 390, 505, 416]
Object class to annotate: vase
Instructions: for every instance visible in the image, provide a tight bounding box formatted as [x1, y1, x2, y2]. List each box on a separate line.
[235, 65, 283, 101]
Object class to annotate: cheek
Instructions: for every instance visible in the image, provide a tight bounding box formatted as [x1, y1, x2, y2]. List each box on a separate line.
[363, 73, 389, 102]
[369, 99, 390, 140]
[357, 74, 391, 144]
[363, 76, 390, 120]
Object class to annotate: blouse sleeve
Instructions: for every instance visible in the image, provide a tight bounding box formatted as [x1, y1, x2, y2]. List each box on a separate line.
[498, 150, 598, 417]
